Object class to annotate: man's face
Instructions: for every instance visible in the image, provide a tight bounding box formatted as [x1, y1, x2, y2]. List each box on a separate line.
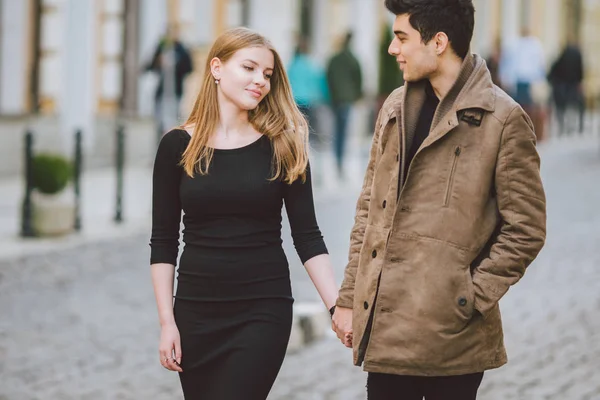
[388, 14, 438, 82]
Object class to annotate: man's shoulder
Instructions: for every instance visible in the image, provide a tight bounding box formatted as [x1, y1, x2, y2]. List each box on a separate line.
[489, 85, 522, 124]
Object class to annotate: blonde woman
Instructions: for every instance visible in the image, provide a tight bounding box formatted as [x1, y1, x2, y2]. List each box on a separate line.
[150, 27, 340, 399]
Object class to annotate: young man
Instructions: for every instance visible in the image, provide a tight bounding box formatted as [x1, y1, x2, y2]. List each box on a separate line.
[331, 1, 547, 399]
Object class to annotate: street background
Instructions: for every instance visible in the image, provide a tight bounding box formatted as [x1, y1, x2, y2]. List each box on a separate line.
[1, 0, 600, 399]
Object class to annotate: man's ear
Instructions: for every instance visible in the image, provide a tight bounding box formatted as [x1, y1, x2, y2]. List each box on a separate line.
[434, 32, 450, 56]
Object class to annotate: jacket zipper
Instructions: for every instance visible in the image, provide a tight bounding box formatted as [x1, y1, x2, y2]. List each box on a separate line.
[444, 145, 461, 207]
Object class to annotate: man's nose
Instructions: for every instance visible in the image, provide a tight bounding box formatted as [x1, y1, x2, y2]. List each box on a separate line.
[388, 42, 399, 56]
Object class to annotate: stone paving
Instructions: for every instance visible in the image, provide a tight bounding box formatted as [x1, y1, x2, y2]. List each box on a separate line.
[1, 133, 599, 399]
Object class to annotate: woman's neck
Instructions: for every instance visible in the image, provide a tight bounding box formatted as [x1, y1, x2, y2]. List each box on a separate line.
[217, 95, 252, 137]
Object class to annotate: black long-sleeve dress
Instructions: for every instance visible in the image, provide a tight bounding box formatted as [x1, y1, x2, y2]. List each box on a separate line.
[150, 129, 327, 399]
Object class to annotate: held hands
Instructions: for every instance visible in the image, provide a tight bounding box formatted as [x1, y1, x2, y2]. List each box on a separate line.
[159, 323, 183, 372]
[331, 306, 353, 348]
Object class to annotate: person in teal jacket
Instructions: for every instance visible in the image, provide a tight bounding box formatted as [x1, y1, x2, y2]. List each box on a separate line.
[288, 38, 329, 145]
[288, 38, 329, 183]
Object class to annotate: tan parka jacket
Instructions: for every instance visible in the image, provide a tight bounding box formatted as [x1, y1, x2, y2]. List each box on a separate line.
[336, 54, 546, 376]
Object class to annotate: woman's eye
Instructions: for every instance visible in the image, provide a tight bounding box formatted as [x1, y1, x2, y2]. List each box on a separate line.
[265, 74, 272, 80]
[243, 65, 254, 71]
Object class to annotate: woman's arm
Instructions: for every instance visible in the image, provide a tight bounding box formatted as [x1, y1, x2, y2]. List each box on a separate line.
[303, 254, 338, 310]
[283, 163, 338, 310]
[150, 263, 177, 327]
[149, 130, 184, 372]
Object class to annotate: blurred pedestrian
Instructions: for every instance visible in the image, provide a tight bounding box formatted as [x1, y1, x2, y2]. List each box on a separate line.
[332, 1, 546, 399]
[486, 37, 504, 89]
[326, 31, 363, 179]
[499, 28, 548, 139]
[548, 37, 585, 134]
[145, 24, 193, 141]
[287, 36, 329, 183]
[149, 27, 339, 400]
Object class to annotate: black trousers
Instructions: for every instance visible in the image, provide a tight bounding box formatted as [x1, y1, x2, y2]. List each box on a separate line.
[367, 371, 484, 400]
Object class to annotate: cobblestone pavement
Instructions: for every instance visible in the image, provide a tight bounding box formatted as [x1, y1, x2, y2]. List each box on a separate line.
[0, 174, 363, 400]
[1, 134, 599, 399]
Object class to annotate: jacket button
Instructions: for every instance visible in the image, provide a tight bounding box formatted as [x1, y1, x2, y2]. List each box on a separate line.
[382, 200, 387, 209]
[396, 154, 399, 162]
[458, 297, 467, 307]
[372, 250, 377, 258]
[364, 301, 369, 310]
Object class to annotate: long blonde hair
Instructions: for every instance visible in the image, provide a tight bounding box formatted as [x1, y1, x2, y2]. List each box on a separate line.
[181, 27, 309, 184]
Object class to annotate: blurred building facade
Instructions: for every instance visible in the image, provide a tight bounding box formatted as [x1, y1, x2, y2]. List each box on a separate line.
[0, 0, 598, 177]
[470, 0, 600, 104]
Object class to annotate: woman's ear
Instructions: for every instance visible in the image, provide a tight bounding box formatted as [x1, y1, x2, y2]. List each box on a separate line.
[210, 57, 222, 80]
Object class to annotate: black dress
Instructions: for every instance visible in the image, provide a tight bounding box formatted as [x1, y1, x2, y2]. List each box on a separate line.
[150, 129, 328, 399]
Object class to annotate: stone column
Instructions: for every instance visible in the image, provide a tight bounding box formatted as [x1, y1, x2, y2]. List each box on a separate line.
[60, 0, 96, 149]
[248, 0, 297, 63]
[350, 0, 378, 98]
[0, 0, 31, 114]
[137, 0, 168, 116]
[501, 0, 521, 45]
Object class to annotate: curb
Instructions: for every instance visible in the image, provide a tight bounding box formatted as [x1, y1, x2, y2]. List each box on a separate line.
[288, 302, 332, 353]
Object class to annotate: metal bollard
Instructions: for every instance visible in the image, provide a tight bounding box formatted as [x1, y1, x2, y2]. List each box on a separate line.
[114, 124, 125, 223]
[73, 129, 82, 231]
[20, 130, 35, 237]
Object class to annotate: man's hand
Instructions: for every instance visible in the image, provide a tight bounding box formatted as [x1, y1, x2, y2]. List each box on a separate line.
[331, 306, 353, 348]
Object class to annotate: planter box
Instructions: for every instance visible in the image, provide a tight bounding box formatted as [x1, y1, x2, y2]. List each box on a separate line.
[32, 189, 75, 236]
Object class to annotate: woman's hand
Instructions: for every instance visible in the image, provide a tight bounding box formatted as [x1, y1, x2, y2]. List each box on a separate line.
[159, 323, 183, 372]
[332, 306, 353, 348]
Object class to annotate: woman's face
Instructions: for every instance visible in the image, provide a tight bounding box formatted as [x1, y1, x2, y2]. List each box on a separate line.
[211, 46, 275, 110]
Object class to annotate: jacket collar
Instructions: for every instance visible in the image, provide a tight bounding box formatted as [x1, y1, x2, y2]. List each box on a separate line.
[389, 54, 495, 150]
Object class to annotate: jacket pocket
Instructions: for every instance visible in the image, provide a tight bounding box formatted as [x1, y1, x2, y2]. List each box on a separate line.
[443, 145, 461, 207]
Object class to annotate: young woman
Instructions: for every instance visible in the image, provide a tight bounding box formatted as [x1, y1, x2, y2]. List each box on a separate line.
[150, 27, 339, 399]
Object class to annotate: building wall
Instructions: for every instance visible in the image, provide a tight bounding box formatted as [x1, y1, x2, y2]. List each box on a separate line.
[137, 0, 168, 117]
[97, 0, 125, 115]
[581, 0, 600, 99]
[0, 0, 31, 115]
[2, 0, 598, 132]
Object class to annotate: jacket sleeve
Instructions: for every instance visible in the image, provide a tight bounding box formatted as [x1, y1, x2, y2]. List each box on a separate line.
[149, 131, 183, 266]
[472, 105, 547, 318]
[336, 107, 385, 308]
[178, 44, 193, 76]
[283, 163, 328, 264]
[146, 43, 162, 72]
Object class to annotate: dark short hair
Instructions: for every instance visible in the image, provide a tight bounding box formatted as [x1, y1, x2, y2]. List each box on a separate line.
[384, 0, 475, 59]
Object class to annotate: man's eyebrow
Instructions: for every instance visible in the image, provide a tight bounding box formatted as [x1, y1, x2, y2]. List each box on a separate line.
[393, 30, 408, 36]
[243, 59, 273, 71]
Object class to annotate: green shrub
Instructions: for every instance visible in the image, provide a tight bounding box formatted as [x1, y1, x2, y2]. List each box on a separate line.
[31, 153, 73, 195]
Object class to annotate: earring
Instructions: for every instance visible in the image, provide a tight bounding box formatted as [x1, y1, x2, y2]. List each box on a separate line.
[215, 78, 220, 84]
